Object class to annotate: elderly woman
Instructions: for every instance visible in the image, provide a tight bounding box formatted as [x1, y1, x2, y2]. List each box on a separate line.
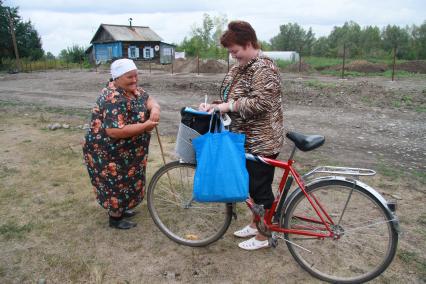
[200, 21, 284, 250]
[83, 58, 160, 229]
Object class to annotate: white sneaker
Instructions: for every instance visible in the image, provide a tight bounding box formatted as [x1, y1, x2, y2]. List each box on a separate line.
[233, 225, 258, 238]
[238, 237, 270, 250]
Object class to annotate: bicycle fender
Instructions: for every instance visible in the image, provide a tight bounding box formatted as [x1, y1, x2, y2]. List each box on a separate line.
[283, 176, 400, 233]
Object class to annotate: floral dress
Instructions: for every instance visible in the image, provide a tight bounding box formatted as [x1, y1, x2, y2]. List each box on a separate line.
[83, 81, 151, 214]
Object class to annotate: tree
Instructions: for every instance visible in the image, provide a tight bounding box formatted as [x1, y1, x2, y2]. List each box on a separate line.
[360, 26, 382, 58]
[417, 21, 426, 59]
[0, 1, 44, 60]
[212, 13, 228, 45]
[410, 21, 426, 59]
[259, 40, 272, 51]
[328, 21, 362, 57]
[177, 13, 228, 59]
[45, 51, 55, 60]
[270, 23, 315, 56]
[382, 25, 410, 59]
[59, 45, 86, 63]
[312, 36, 330, 57]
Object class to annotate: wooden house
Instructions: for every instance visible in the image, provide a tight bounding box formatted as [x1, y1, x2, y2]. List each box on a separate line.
[87, 23, 175, 64]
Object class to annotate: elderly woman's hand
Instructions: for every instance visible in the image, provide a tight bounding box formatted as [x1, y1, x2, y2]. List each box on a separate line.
[149, 107, 160, 122]
[143, 119, 159, 132]
[147, 96, 160, 122]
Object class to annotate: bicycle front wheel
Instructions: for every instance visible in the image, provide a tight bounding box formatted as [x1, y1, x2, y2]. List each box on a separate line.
[147, 161, 232, 247]
[282, 179, 398, 283]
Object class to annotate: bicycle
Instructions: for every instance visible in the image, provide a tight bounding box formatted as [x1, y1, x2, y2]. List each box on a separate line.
[147, 129, 400, 283]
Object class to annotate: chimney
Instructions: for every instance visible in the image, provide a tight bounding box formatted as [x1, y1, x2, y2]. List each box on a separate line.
[129, 18, 133, 28]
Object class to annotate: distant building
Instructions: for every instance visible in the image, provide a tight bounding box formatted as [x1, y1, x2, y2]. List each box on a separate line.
[228, 51, 300, 64]
[262, 51, 300, 63]
[86, 23, 175, 64]
[175, 51, 186, 59]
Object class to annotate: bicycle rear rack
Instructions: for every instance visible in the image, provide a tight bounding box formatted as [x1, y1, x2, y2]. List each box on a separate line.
[303, 166, 376, 180]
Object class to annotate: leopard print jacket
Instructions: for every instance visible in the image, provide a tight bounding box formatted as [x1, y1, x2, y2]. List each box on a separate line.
[220, 54, 284, 156]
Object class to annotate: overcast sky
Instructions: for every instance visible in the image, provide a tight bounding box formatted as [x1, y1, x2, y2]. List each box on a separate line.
[5, 0, 426, 55]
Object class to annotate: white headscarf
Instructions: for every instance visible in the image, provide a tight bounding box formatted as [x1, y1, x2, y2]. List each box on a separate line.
[111, 58, 137, 79]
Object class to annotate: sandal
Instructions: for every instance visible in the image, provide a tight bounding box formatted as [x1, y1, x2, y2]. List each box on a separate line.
[233, 225, 258, 238]
[238, 237, 270, 251]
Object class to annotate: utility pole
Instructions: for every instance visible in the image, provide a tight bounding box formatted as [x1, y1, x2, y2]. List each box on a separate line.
[391, 46, 397, 81]
[341, 43, 346, 79]
[7, 7, 21, 72]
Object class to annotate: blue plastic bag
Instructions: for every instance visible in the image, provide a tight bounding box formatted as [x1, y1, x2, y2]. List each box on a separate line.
[192, 112, 249, 202]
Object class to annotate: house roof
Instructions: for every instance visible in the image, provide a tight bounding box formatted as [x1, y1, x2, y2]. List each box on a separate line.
[91, 24, 163, 43]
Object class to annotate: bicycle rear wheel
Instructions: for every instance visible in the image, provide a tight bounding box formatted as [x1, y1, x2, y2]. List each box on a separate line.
[147, 161, 232, 247]
[282, 179, 398, 283]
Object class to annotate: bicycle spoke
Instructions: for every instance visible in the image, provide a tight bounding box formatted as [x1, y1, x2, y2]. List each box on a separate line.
[344, 219, 396, 233]
[345, 231, 390, 238]
[152, 195, 182, 206]
[337, 237, 387, 255]
[283, 180, 398, 283]
[336, 186, 354, 226]
[154, 184, 185, 203]
[148, 162, 232, 247]
[341, 216, 388, 228]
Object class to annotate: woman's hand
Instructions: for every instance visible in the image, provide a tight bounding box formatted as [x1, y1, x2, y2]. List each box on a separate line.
[106, 120, 159, 138]
[147, 96, 160, 122]
[143, 119, 159, 132]
[149, 107, 160, 122]
[199, 103, 213, 112]
[199, 102, 230, 113]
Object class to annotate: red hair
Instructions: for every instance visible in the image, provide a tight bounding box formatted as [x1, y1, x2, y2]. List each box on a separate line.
[220, 21, 260, 49]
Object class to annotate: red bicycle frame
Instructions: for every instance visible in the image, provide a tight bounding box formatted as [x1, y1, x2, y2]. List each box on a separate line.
[246, 156, 336, 238]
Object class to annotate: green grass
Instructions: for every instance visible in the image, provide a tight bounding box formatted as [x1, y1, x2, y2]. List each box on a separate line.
[361, 96, 373, 105]
[392, 94, 416, 108]
[382, 70, 424, 78]
[304, 57, 348, 69]
[412, 171, 426, 185]
[415, 106, 426, 113]
[418, 213, 426, 226]
[0, 166, 20, 179]
[0, 221, 34, 240]
[365, 58, 409, 65]
[318, 68, 426, 79]
[398, 249, 426, 278]
[377, 162, 401, 180]
[1, 58, 92, 72]
[304, 56, 412, 69]
[302, 57, 426, 79]
[398, 250, 417, 263]
[275, 59, 294, 69]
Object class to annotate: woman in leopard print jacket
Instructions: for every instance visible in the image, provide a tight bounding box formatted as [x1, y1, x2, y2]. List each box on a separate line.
[200, 20, 284, 251]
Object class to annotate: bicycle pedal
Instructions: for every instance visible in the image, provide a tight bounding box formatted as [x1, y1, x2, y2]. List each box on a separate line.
[269, 237, 278, 248]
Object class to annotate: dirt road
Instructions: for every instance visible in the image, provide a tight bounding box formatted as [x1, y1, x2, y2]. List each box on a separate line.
[0, 70, 425, 283]
[1, 70, 424, 171]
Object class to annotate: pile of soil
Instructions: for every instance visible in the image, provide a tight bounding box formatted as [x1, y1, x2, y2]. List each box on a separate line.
[328, 60, 387, 73]
[173, 58, 228, 73]
[396, 60, 426, 74]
